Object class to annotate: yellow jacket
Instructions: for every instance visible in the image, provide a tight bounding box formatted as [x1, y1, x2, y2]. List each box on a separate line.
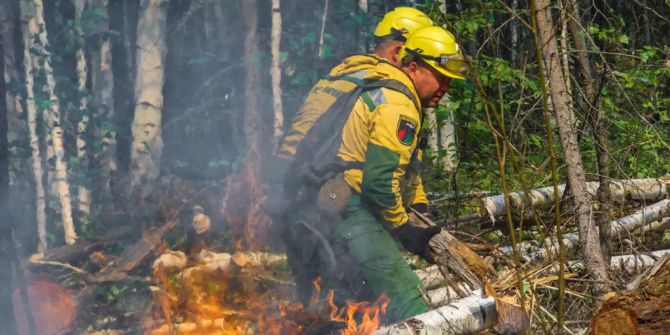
[279, 54, 428, 228]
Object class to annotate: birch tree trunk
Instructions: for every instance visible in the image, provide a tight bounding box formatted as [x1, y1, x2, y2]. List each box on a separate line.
[88, 0, 117, 197]
[73, 0, 91, 224]
[425, 108, 440, 155]
[532, 0, 610, 292]
[19, 0, 48, 252]
[510, 0, 519, 67]
[243, 0, 261, 159]
[270, 0, 283, 153]
[32, 0, 78, 245]
[436, 2, 457, 172]
[130, 0, 168, 197]
[0, 0, 26, 185]
[439, 104, 457, 172]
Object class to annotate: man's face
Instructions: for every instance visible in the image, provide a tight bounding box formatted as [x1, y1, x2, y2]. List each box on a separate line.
[407, 61, 451, 108]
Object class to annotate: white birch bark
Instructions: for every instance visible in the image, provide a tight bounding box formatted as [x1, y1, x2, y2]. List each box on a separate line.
[33, 0, 77, 244]
[438, 103, 456, 172]
[567, 249, 670, 273]
[437, 3, 457, 172]
[19, 0, 48, 252]
[479, 178, 667, 220]
[317, 0, 329, 58]
[375, 290, 497, 335]
[500, 199, 670, 261]
[130, 0, 168, 195]
[73, 0, 91, 224]
[424, 108, 440, 155]
[270, 0, 283, 153]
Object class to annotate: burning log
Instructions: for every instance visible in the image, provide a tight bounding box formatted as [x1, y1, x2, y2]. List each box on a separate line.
[478, 178, 668, 221]
[374, 290, 497, 335]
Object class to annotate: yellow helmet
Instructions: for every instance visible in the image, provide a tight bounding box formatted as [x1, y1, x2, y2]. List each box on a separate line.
[399, 26, 469, 79]
[373, 7, 433, 42]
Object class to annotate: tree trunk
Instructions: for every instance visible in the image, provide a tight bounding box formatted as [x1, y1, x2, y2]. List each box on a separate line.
[510, 0, 519, 67]
[88, 0, 117, 198]
[532, 0, 611, 293]
[19, 0, 48, 252]
[439, 104, 456, 172]
[0, 0, 26, 186]
[242, 0, 261, 159]
[0, 53, 16, 331]
[270, 0, 283, 153]
[33, 0, 77, 245]
[425, 108, 440, 155]
[130, 0, 168, 198]
[564, 0, 613, 262]
[73, 0, 91, 225]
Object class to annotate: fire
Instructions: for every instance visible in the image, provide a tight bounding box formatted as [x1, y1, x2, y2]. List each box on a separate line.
[312, 278, 391, 335]
[145, 257, 390, 335]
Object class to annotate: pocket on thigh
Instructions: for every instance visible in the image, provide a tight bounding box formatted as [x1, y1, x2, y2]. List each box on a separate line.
[337, 221, 404, 267]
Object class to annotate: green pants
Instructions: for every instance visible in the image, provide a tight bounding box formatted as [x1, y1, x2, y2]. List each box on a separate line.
[283, 194, 429, 322]
[331, 195, 429, 322]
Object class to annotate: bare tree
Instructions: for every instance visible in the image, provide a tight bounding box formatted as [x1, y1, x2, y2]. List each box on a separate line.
[0, 0, 26, 185]
[88, 0, 117, 198]
[271, 0, 283, 153]
[19, 0, 48, 251]
[563, 0, 613, 262]
[130, 0, 168, 198]
[73, 0, 91, 224]
[531, 0, 611, 293]
[33, 0, 77, 244]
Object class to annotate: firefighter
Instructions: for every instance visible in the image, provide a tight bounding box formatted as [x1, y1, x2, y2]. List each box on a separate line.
[284, 26, 469, 322]
[275, 7, 433, 161]
[264, 7, 434, 308]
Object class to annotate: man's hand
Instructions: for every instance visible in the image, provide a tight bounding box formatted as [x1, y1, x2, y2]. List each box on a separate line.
[392, 222, 441, 262]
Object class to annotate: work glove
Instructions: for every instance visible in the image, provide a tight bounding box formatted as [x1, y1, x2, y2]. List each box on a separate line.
[392, 222, 441, 262]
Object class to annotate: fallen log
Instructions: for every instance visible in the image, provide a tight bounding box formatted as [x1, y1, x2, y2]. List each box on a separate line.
[37, 225, 132, 264]
[500, 199, 670, 262]
[415, 266, 443, 290]
[427, 286, 460, 307]
[479, 178, 668, 221]
[91, 220, 177, 283]
[374, 290, 497, 335]
[566, 249, 670, 273]
[412, 210, 497, 296]
[592, 254, 670, 335]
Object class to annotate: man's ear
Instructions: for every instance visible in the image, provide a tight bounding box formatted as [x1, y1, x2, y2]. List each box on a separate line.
[390, 45, 403, 64]
[405, 61, 420, 79]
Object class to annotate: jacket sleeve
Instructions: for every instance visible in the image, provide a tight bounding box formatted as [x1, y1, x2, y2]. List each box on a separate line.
[360, 102, 421, 229]
[402, 148, 428, 211]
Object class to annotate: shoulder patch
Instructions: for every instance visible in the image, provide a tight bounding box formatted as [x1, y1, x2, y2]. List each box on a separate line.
[397, 116, 417, 146]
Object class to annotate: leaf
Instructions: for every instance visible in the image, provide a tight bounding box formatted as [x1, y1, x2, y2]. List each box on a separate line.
[618, 34, 629, 45]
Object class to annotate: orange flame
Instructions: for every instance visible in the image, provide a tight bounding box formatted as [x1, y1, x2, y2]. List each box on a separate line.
[310, 277, 391, 335]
